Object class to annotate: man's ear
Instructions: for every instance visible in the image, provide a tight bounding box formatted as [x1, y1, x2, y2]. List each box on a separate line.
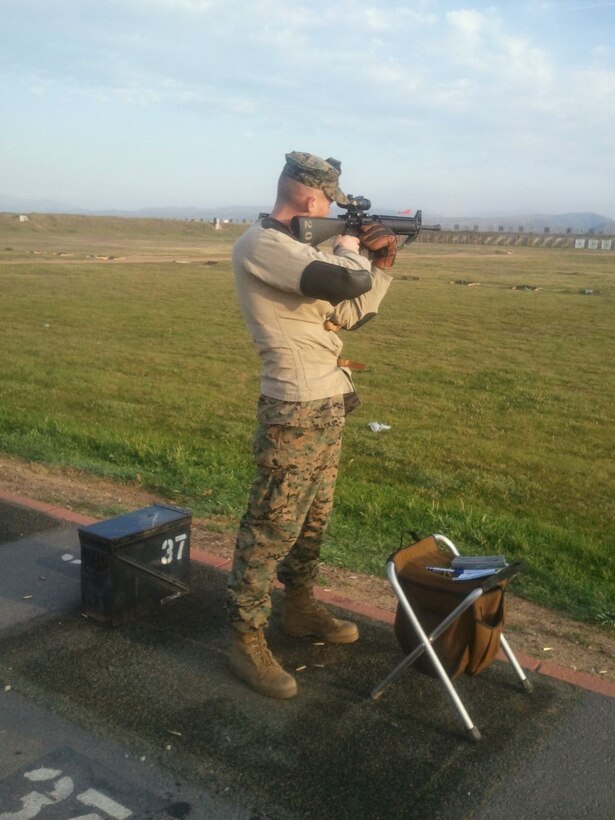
[305, 194, 318, 214]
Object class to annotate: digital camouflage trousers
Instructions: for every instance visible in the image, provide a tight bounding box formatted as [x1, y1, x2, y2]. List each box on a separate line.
[227, 420, 343, 632]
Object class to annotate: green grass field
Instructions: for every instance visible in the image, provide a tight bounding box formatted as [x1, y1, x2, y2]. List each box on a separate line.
[1, 213, 613, 624]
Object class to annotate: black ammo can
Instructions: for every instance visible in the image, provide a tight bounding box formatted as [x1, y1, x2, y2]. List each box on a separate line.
[79, 503, 191, 625]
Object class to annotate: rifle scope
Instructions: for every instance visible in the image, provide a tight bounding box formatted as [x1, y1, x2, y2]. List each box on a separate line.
[341, 195, 371, 212]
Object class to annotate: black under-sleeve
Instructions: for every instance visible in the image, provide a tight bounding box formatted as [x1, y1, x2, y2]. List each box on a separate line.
[300, 261, 372, 305]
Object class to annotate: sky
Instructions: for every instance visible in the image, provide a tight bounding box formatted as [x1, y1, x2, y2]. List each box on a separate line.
[2, 0, 615, 217]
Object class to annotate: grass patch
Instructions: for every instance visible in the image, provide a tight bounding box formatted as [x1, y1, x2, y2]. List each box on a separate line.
[1, 214, 614, 624]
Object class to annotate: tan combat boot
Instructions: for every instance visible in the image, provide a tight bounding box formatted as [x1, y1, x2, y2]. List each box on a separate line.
[229, 628, 298, 699]
[282, 587, 359, 644]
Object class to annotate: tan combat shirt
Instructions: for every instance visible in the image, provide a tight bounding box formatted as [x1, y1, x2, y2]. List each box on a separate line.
[233, 219, 393, 404]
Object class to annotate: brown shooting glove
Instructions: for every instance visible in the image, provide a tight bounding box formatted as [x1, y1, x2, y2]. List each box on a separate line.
[359, 222, 397, 269]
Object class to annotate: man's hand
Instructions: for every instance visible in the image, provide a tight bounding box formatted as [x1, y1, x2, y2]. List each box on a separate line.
[359, 222, 397, 269]
[324, 319, 342, 331]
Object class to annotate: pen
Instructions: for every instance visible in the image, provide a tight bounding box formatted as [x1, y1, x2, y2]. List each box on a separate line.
[426, 566, 455, 574]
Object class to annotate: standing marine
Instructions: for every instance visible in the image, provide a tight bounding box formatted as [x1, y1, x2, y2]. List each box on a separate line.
[228, 151, 397, 698]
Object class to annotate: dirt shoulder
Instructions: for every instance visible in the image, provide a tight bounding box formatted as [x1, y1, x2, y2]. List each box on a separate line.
[0, 454, 612, 683]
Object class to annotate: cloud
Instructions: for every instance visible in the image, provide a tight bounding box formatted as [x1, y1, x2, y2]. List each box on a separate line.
[557, 1, 615, 8]
[447, 8, 484, 38]
[135, 0, 216, 11]
[446, 8, 553, 84]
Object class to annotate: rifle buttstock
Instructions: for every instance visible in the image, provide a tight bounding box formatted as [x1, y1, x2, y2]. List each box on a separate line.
[290, 216, 346, 246]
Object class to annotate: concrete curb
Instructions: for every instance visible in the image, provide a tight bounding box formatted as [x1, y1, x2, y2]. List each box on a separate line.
[2, 488, 614, 699]
[0, 489, 98, 527]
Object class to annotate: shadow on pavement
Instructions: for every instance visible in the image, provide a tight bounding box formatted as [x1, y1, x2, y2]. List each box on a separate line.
[0, 561, 580, 820]
[0, 499, 64, 545]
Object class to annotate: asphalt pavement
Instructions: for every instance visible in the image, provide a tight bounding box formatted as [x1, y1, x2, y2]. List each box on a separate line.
[0, 496, 613, 820]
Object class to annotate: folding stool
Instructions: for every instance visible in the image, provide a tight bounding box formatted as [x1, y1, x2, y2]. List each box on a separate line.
[370, 533, 533, 741]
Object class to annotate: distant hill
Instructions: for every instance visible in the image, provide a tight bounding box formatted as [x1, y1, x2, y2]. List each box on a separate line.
[88, 204, 264, 222]
[0, 195, 76, 215]
[0, 197, 263, 223]
[426, 211, 615, 234]
[1, 195, 613, 234]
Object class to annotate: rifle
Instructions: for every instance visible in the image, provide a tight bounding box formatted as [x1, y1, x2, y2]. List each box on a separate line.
[290, 196, 441, 248]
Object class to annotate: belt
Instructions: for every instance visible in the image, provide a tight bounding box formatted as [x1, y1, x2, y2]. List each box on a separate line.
[337, 358, 367, 371]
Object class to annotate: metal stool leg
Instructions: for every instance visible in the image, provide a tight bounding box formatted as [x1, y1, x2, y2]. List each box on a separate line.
[500, 634, 534, 692]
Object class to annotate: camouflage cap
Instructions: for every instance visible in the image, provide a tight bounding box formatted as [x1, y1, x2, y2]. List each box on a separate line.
[282, 151, 349, 206]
